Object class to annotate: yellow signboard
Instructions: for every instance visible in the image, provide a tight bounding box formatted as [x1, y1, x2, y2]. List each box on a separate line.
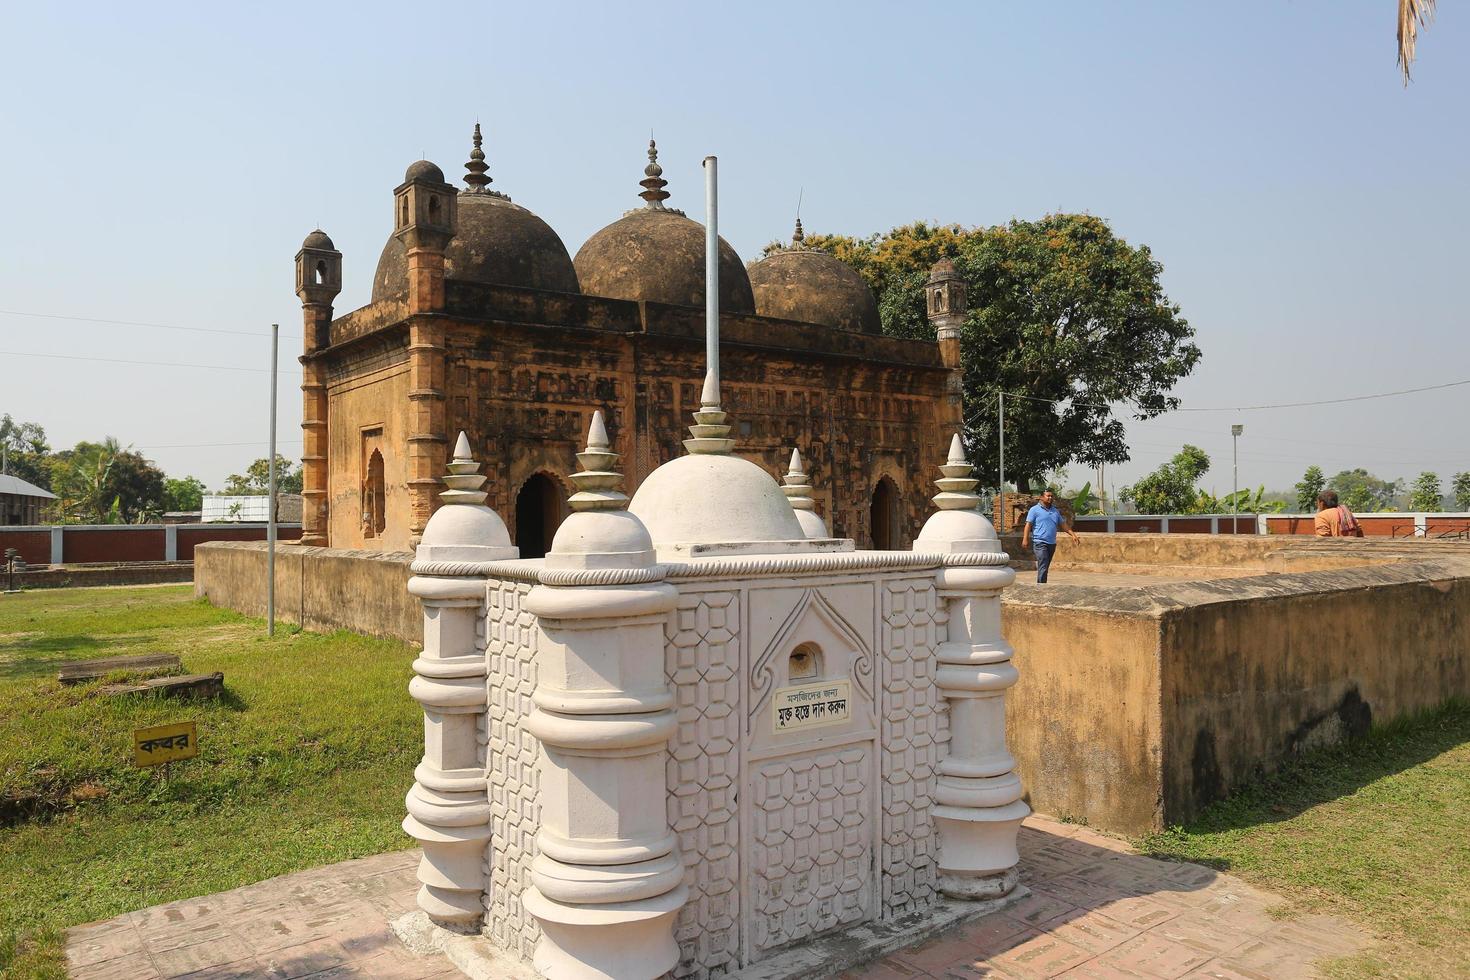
[133, 721, 198, 767]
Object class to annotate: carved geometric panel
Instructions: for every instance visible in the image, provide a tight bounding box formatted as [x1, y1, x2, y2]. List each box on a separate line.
[749, 746, 875, 954]
[483, 579, 541, 960]
[666, 590, 742, 979]
[879, 577, 948, 918]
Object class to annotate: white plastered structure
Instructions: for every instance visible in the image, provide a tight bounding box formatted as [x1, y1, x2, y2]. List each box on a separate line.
[405, 411, 1024, 977]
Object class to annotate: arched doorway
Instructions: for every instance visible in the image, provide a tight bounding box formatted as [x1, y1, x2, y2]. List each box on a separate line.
[363, 448, 386, 539]
[870, 477, 900, 550]
[515, 473, 566, 560]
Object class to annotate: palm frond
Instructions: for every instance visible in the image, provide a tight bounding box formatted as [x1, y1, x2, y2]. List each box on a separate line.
[1398, 0, 1437, 84]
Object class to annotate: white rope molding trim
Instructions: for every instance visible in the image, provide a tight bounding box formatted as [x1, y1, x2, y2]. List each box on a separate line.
[411, 550, 1012, 584]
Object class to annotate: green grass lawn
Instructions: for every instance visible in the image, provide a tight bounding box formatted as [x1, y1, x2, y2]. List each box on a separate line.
[1141, 700, 1470, 979]
[0, 585, 420, 979]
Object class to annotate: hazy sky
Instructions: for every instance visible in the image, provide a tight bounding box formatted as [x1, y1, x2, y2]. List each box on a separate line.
[2, 1, 1466, 499]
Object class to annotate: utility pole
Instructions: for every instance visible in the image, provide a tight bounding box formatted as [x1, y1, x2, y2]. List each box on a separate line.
[267, 323, 279, 636]
[998, 391, 1006, 534]
[1231, 423, 1243, 535]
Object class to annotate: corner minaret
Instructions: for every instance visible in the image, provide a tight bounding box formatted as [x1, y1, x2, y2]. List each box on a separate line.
[394, 160, 459, 545]
[927, 258, 967, 428]
[295, 229, 342, 548]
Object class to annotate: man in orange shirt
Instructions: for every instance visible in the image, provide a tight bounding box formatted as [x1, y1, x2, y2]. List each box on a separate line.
[1313, 490, 1361, 537]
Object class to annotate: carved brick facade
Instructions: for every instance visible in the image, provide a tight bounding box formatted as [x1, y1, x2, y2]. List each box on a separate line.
[307, 282, 956, 556]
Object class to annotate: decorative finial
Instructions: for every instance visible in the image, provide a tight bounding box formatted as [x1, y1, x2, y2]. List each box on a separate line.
[568, 411, 628, 511]
[440, 431, 489, 506]
[639, 138, 671, 209]
[464, 123, 506, 199]
[791, 216, 805, 250]
[933, 433, 981, 511]
[683, 374, 734, 454]
[783, 449, 816, 510]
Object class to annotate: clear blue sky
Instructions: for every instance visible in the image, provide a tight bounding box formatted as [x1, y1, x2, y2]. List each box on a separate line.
[2, 1, 1465, 499]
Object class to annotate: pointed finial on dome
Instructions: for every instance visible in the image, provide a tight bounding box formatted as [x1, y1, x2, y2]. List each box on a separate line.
[791, 216, 806, 250]
[683, 369, 734, 455]
[783, 449, 816, 510]
[568, 411, 628, 511]
[933, 433, 982, 511]
[464, 122, 507, 199]
[639, 138, 671, 209]
[440, 431, 489, 506]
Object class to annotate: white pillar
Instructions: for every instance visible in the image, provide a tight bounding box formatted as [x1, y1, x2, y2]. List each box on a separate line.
[521, 412, 687, 979]
[404, 433, 517, 929]
[50, 526, 63, 566]
[915, 434, 1028, 900]
[165, 524, 178, 562]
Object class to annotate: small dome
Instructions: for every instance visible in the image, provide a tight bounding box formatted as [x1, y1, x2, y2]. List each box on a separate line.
[372, 190, 580, 301]
[302, 229, 335, 250]
[749, 246, 880, 334]
[404, 159, 445, 183]
[575, 208, 755, 313]
[628, 454, 804, 554]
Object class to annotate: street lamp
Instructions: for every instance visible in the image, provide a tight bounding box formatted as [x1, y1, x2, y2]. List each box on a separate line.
[1231, 424, 1244, 534]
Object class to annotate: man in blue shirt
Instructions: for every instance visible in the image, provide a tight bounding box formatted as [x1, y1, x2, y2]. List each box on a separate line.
[1019, 490, 1078, 584]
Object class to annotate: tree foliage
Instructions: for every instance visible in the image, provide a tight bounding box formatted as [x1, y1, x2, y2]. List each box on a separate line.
[1121, 445, 1211, 515]
[0, 414, 52, 490]
[775, 216, 1200, 491]
[221, 456, 303, 496]
[164, 476, 206, 513]
[47, 438, 166, 523]
[1294, 465, 1326, 513]
[1453, 472, 1470, 512]
[1408, 472, 1443, 513]
[1329, 469, 1401, 514]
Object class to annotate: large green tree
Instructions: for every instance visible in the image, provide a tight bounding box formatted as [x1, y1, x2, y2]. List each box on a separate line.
[1453, 472, 1470, 512]
[46, 438, 165, 523]
[1329, 469, 1401, 514]
[1121, 445, 1211, 515]
[163, 476, 206, 513]
[221, 456, 303, 495]
[785, 216, 1199, 490]
[0, 414, 52, 490]
[1409, 472, 1443, 512]
[1294, 465, 1326, 513]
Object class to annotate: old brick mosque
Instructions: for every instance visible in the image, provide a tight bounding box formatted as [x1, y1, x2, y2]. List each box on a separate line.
[293, 124, 964, 557]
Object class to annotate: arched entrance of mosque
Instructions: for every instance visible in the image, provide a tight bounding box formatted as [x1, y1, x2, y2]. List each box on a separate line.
[514, 473, 566, 560]
[870, 476, 900, 550]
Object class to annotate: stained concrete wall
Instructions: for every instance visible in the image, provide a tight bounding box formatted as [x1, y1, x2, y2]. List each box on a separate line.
[194, 541, 420, 642]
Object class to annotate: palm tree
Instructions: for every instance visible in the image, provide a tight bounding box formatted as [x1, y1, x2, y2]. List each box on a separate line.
[1398, 0, 1436, 83]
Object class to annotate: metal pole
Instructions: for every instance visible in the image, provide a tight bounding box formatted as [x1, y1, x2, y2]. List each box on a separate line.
[267, 323, 278, 636]
[702, 155, 719, 402]
[1231, 423, 1243, 536]
[998, 391, 1005, 533]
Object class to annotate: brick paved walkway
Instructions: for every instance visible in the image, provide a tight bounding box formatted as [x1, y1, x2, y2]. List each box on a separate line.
[66, 817, 1367, 979]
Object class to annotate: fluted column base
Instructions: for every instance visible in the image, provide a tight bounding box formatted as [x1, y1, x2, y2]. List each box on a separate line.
[523, 884, 689, 980]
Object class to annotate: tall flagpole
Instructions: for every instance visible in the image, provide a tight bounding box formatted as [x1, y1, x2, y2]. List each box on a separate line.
[702, 155, 719, 406]
[998, 391, 1005, 533]
[267, 323, 278, 637]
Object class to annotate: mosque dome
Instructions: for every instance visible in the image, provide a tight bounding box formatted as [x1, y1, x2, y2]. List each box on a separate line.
[371, 127, 580, 302]
[748, 220, 880, 334]
[302, 229, 335, 250]
[628, 452, 804, 554]
[572, 141, 755, 313]
[404, 159, 445, 183]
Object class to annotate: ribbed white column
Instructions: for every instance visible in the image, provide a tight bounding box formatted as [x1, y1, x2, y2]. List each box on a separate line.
[520, 412, 687, 979]
[404, 433, 518, 929]
[404, 574, 491, 926]
[915, 434, 1028, 900]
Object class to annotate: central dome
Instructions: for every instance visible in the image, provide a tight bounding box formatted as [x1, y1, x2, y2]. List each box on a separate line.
[748, 221, 880, 334]
[572, 141, 755, 313]
[371, 128, 579, 301]
[628, 453, 805, 556]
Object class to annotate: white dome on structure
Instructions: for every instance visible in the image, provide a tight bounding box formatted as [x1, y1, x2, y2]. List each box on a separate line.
[417, 432, 519, 562]
[629, 453, 809, 558]
[914, 434, 1003, 555]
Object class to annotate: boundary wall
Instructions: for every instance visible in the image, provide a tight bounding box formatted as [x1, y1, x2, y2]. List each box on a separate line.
[1075, 511, 1470, 537]
[0, 523, 302, 567]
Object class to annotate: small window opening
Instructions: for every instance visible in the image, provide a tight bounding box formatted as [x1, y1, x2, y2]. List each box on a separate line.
[788, 642, 821, 680]
[315, 260, 327, 285]
[428, 195, 441, 223]
[871, 476, 901, 550]
[363, 449, 386, 538]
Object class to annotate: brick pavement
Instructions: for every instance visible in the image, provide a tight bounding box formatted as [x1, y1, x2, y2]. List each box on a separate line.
[66, 817, 1367, 979]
